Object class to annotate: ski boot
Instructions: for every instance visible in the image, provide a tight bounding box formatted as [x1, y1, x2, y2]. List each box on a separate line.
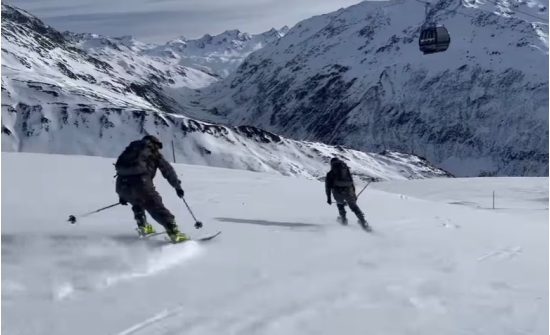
[134, 212, 156, 237]
[337, 216, 348, 225]
[358, 218, 372, 232]
[166, 224, 190, 243]
[137, 223, 156, 237]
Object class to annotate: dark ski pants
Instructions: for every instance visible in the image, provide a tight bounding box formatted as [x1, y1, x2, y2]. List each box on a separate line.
[332, 186, 365, 221]
[116, 175, 176, 230]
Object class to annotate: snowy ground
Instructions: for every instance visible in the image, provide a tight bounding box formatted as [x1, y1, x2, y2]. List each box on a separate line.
[373, 177, 549, 212]
[2, 152, 548, 335]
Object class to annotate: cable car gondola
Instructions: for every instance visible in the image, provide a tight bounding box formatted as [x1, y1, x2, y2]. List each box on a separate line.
[419, 25, 451, 54]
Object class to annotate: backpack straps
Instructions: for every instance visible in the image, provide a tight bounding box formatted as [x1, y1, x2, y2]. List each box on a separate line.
[332, 161, 353, 187]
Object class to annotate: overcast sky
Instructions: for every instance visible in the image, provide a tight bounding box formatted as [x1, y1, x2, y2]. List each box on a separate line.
[8, 0, 365, 43]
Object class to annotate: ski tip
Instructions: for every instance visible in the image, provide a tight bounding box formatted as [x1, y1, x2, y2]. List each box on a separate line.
[198, 230, 222, 241]
[362, 225, 374, 233]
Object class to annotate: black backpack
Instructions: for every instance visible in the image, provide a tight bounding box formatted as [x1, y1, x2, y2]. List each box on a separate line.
[332, 161, 353, 187]
[115, 140, 150, 176]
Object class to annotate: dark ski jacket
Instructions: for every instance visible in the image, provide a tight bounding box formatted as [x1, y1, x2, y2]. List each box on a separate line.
[325, 160, 354, 197]
[115, 138, 181, 190]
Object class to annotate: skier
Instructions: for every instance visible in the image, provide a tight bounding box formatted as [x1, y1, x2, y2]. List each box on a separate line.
[114, 135, 188, 242]
[325, 157, 369, 229]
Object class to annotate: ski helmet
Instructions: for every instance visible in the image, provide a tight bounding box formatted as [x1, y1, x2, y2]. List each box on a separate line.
[143, 134, 163, 149]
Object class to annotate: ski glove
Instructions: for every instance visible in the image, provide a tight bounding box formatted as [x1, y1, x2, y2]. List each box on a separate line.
[119, 197, 128, 206]
[176, 188, 184, 198]
[327, 197, 332, 205]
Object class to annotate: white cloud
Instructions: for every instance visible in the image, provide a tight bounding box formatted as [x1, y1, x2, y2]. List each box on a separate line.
[8, 0, 366, 42]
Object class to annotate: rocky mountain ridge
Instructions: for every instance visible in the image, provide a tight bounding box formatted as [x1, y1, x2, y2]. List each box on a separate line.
[1, 3, 451, 182]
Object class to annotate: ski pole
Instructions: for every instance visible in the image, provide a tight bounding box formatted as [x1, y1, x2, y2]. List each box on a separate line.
[67, 203, 120, 224]
[182, 198, 203, 229]
[356, 181, 372, 199]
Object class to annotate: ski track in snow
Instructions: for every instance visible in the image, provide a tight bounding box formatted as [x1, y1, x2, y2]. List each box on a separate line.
[2, 152, 548, 335]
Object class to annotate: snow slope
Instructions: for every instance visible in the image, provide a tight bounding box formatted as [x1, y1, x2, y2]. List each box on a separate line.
[2, 152, 548, 335]
[1, 3, 450, 181]
[198, 0, 549, 177]
[1, 2, 217, 112]
[372, 176, 549, 211]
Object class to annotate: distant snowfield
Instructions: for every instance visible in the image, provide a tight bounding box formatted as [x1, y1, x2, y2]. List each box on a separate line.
[2, 152, 548, 335]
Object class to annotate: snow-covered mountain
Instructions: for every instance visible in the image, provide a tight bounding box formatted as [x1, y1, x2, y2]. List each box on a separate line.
[146, 27, 290, 78]
[59, 32, 219, 84]
[1, 3, 451, 182]
[198, 0, 549, 177]
[63, 26, 289, 79]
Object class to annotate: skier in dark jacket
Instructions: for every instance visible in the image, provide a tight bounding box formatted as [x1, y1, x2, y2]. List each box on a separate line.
[114, 135, 188, 242]
[325, 157, 369, 229]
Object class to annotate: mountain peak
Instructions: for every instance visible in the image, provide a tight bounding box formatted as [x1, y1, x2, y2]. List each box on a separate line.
[197, 0, 548, 177]
[166, 35, 188, 46]
[222, 29, 241, 36]
[261, 26, 289, 38]
[113, 35, 135, 42]
[2, 3, 66, 45]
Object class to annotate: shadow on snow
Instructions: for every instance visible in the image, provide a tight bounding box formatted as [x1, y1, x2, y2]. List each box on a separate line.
[215, 217, 323, 231]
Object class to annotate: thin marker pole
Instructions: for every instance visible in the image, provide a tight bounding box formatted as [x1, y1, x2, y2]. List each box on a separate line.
[172, 140, 176, 163]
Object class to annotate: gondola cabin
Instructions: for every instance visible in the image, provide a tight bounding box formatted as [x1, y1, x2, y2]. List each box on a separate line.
[419, 25, 451, 54]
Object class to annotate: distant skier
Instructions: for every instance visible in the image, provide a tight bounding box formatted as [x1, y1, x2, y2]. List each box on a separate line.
[325, 157, 369, 229]
[114, 135, 188, 242]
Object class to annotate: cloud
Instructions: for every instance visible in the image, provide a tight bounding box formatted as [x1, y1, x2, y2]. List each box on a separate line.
[8, 0, 366, 43]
